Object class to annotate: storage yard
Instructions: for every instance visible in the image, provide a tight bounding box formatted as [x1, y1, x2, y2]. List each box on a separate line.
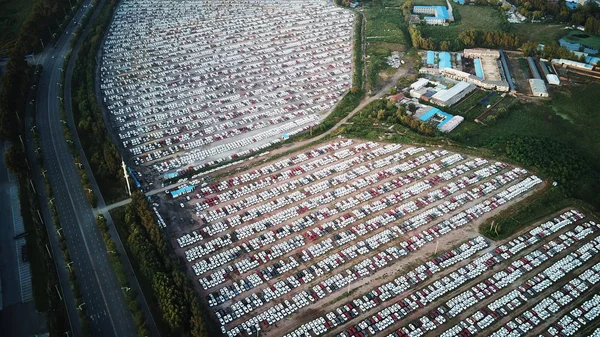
[153, 138, 566, 337]
[99, 0, 354, 180]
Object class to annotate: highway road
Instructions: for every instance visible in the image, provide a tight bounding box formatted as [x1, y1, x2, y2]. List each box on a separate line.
[29, 1, 138, 336]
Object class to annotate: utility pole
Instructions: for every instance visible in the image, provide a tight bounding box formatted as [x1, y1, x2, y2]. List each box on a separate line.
[122, 159, 132, 196]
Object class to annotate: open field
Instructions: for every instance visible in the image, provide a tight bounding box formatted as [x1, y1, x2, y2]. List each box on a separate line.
[100, 0, 354, 182]
[561, 30, 600, 51]
[449, 84, 600, 209]
[420, 5, 505, 44]
[156, 138, 548, 336]
[0, 0, 37, 55]
[511, 24, 567, 45]
[363, 7, 408, 92]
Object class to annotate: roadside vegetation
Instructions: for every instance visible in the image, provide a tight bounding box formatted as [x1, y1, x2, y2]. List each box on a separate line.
[110, 192, 216, 337]
[0, 0, 37, 54]
[71, 0, 127, 204]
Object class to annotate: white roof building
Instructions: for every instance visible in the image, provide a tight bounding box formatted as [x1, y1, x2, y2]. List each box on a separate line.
[546, 74, 560, 85]
[410, 78, 429, 90]
[529, 79, 548, 97]
[430, 81, 475, 107]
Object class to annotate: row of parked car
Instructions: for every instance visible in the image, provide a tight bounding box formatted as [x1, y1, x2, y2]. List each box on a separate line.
[385, 217, 597, 337]
[204, 163, 532, 312]
[199, 160, 515, 294]
[284, 208, 577, 337]
[194, 140, 356, 197]
[102, 0, 354, 173]
[491, 267, 600, 337]
[547, 292, 600, 337]
[441, 231, 600, 337]
[223, 174, 542, 335]
[192, 144, 421, 238]
[190, 149, 455, 273]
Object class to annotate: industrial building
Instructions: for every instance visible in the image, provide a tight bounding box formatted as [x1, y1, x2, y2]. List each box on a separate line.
[527, 57, 542, 79]
[413, 106, 464, 132]
[439, 68, 510, 92]
[411, 78, 430, 91]
[539, 61, 560, 85]
[425, 51, 453, 69]
[529, 79, 549, 97]
[552, 58, 595, 71]
[430, 81, 476, 107]
[412, 5, 453, 25]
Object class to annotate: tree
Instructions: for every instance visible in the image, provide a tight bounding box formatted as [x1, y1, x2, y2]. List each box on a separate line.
[377, 109, 386, 120]
[4, 144, 28, 175]
[521, 41, 538, 56]
[440, 40, 451, 51]
[386, 100, 395, 110]
[407, 103, 417, 113]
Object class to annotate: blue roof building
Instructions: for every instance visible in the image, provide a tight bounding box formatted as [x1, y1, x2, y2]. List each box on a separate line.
[427, 50, 435, 65]
[439, 52, 451, 69]
[474, 58, 485, 79]
[413, 5, 454, 25]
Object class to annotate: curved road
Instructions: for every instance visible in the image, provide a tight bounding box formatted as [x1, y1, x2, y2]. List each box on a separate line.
[31, 1, 137, 336]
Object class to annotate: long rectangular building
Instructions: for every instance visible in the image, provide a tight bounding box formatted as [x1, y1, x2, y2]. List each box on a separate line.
[430, 81, 475, 107]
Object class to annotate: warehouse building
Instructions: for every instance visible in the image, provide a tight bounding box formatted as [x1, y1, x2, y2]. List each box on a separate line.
[439, 68, 510, 92]
[430, 81, 475, 107]
[527, 57, 542, 79]
[539, 61, 560, 85]
[529, 79, 548, 97]
[413, 5, 454, 25]
[552, 58, 595, 70]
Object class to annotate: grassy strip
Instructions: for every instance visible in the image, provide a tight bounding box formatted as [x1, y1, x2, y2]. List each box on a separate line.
[31, 108, 93, 337]
[479, 186, 599, 240]
[71, 0, 127, 204]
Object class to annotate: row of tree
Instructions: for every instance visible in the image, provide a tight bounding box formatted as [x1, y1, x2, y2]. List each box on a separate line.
[409, 26, 522, 51]
[353, 99, 437, 136]
[487, 135, 590, 193]
[521, 40, 581, 60]
[71, 0, 125, 201]
[122, 192, 212, 337]
[512, 0, 600, 32]
[1, 0, 81, 141]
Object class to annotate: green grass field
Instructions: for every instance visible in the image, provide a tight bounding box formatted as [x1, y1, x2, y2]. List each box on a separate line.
[363, 7, 408, 92]
[420, 5, 505, 44]
[511, 23, 567, 45]
[561, 30, 600, 51]
[364, 8, 407, 44]
[450, 84, 600, 207]
[0, 0, 37, 55]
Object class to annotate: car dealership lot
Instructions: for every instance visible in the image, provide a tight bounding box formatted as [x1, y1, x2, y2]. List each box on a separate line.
[100, 0, 354, 180]
[151, 139, 561, 337]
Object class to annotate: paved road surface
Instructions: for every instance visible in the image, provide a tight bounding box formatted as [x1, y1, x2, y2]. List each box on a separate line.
[62, 0, 160, 334]
[30, 1, 137, 336]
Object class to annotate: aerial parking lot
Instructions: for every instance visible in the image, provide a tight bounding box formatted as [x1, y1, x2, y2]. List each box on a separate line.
[100, 0, 354, 179]
[155, 138, 583, 337]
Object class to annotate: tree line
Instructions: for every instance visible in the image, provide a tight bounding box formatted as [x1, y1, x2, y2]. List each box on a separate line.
[0, 0, 81, 142]
[71, 0, 125, 202]
[120, 192, 213, 337]
[512, 0, 600, 34]
[409, 26, 522, 51]
[487, 135, 591, 195]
